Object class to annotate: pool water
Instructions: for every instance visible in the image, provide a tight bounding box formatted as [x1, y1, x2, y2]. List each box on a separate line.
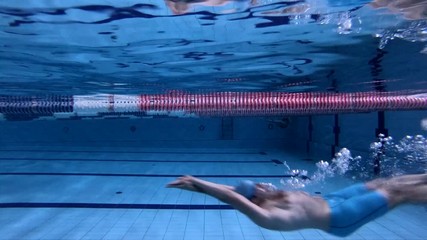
[0, 0, 426, 95]
[1, 0, 427, 239]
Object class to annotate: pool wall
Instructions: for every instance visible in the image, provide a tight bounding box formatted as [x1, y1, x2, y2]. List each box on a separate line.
[1, 111, 425, 157]
[306, 111, 426, 160]
[0, 117, 302, 150]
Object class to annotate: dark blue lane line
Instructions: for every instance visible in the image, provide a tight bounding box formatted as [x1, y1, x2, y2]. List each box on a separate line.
[0, 158, 270, 163]
[0, 172, 291, 178]
[0, 149, 263, 155]
[271, 159, 283, 164]
[0, 202, 233, 210]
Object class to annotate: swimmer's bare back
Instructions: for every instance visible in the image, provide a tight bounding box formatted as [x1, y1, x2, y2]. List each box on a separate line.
[255, 191, 330, 231]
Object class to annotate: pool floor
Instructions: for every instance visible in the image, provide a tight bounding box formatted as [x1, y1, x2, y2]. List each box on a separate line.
[0, 146, 426, 240]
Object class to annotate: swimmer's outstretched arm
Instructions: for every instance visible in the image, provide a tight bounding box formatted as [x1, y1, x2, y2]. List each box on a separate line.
[166, 175, 272, 228]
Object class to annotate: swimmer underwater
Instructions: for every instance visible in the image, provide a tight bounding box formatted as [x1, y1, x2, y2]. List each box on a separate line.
[167, 174, 427, 237]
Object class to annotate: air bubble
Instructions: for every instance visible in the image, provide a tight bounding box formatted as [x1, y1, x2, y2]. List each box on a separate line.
[280, 135, 427, 189]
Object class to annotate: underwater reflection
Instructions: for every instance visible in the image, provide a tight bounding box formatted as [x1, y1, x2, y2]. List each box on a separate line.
[164, 0, 309, 15]
[164, 0, 427, 19]
[164, 0, 246, 15]
[370, 0, 427, 20]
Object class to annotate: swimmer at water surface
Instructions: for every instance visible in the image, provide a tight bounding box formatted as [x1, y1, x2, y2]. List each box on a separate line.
[165, 0, 427, 20]
[370, 0, 427, 20]
[167, 173, 427, 237]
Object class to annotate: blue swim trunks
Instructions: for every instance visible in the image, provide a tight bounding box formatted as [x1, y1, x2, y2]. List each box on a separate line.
[324, 183, 389, 237]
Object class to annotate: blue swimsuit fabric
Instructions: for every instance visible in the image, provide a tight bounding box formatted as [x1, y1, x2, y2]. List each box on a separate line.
[324, 183, 389, 237]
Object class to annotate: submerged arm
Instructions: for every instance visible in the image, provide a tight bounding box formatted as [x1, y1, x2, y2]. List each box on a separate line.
[167, 175, 273, 227]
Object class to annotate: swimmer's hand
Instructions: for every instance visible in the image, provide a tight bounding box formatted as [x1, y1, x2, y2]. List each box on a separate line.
[166, 175, 203, 192]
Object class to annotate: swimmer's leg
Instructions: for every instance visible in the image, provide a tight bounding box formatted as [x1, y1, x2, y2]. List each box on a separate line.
[366, 173, 427, 207]
[367, 173, 427, 188]
[324, 183, 369, 200]
[328, 190, 389, 237]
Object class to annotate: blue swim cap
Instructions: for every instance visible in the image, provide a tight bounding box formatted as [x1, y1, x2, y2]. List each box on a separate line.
[235, 180, 256, 199]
